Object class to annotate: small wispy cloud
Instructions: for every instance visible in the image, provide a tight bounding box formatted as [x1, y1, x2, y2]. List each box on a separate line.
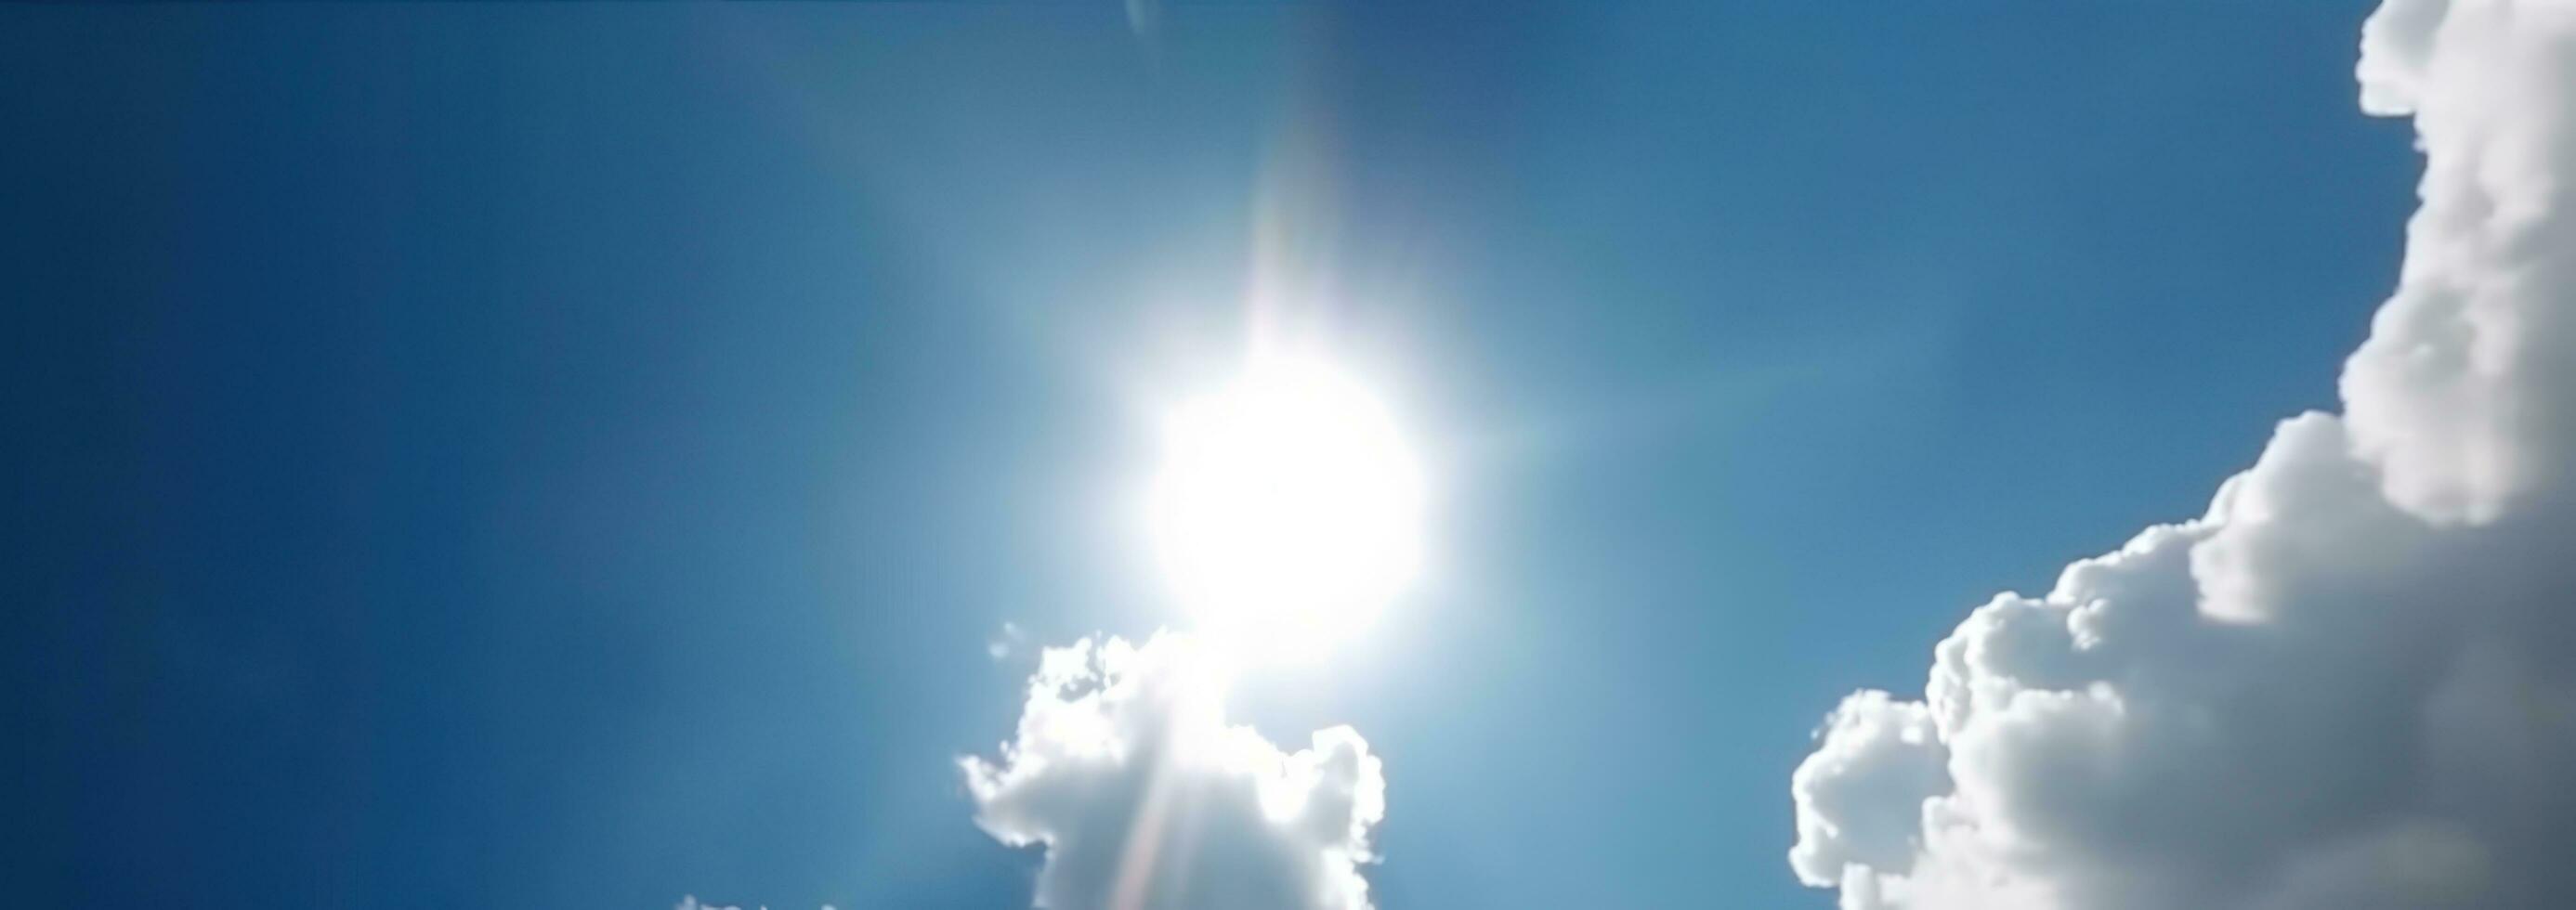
[672, 897, 834, 910]
[987, 621, 1027, 662]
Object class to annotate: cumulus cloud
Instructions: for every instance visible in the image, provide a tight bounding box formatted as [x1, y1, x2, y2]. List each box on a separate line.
[963, 633, 1386, 910]
[1790, 2, 2576, 908]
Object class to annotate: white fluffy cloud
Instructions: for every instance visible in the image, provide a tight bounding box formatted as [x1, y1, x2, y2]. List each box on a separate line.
[1791, 2, 2576, 908]
[963, 634, 1386, 910]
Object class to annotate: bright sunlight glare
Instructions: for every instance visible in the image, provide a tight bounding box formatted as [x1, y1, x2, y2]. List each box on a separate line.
[1146, 353, 1427, 659]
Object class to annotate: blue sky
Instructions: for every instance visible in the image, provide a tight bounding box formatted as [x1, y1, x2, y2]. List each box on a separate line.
[7, 3, 2439, 907]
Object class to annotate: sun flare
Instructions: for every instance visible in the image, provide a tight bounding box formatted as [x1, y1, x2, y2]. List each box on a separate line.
[1146, 353, 1427, 658]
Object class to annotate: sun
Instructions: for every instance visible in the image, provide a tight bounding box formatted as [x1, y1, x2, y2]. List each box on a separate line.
[1145, 352, 1428, 658]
